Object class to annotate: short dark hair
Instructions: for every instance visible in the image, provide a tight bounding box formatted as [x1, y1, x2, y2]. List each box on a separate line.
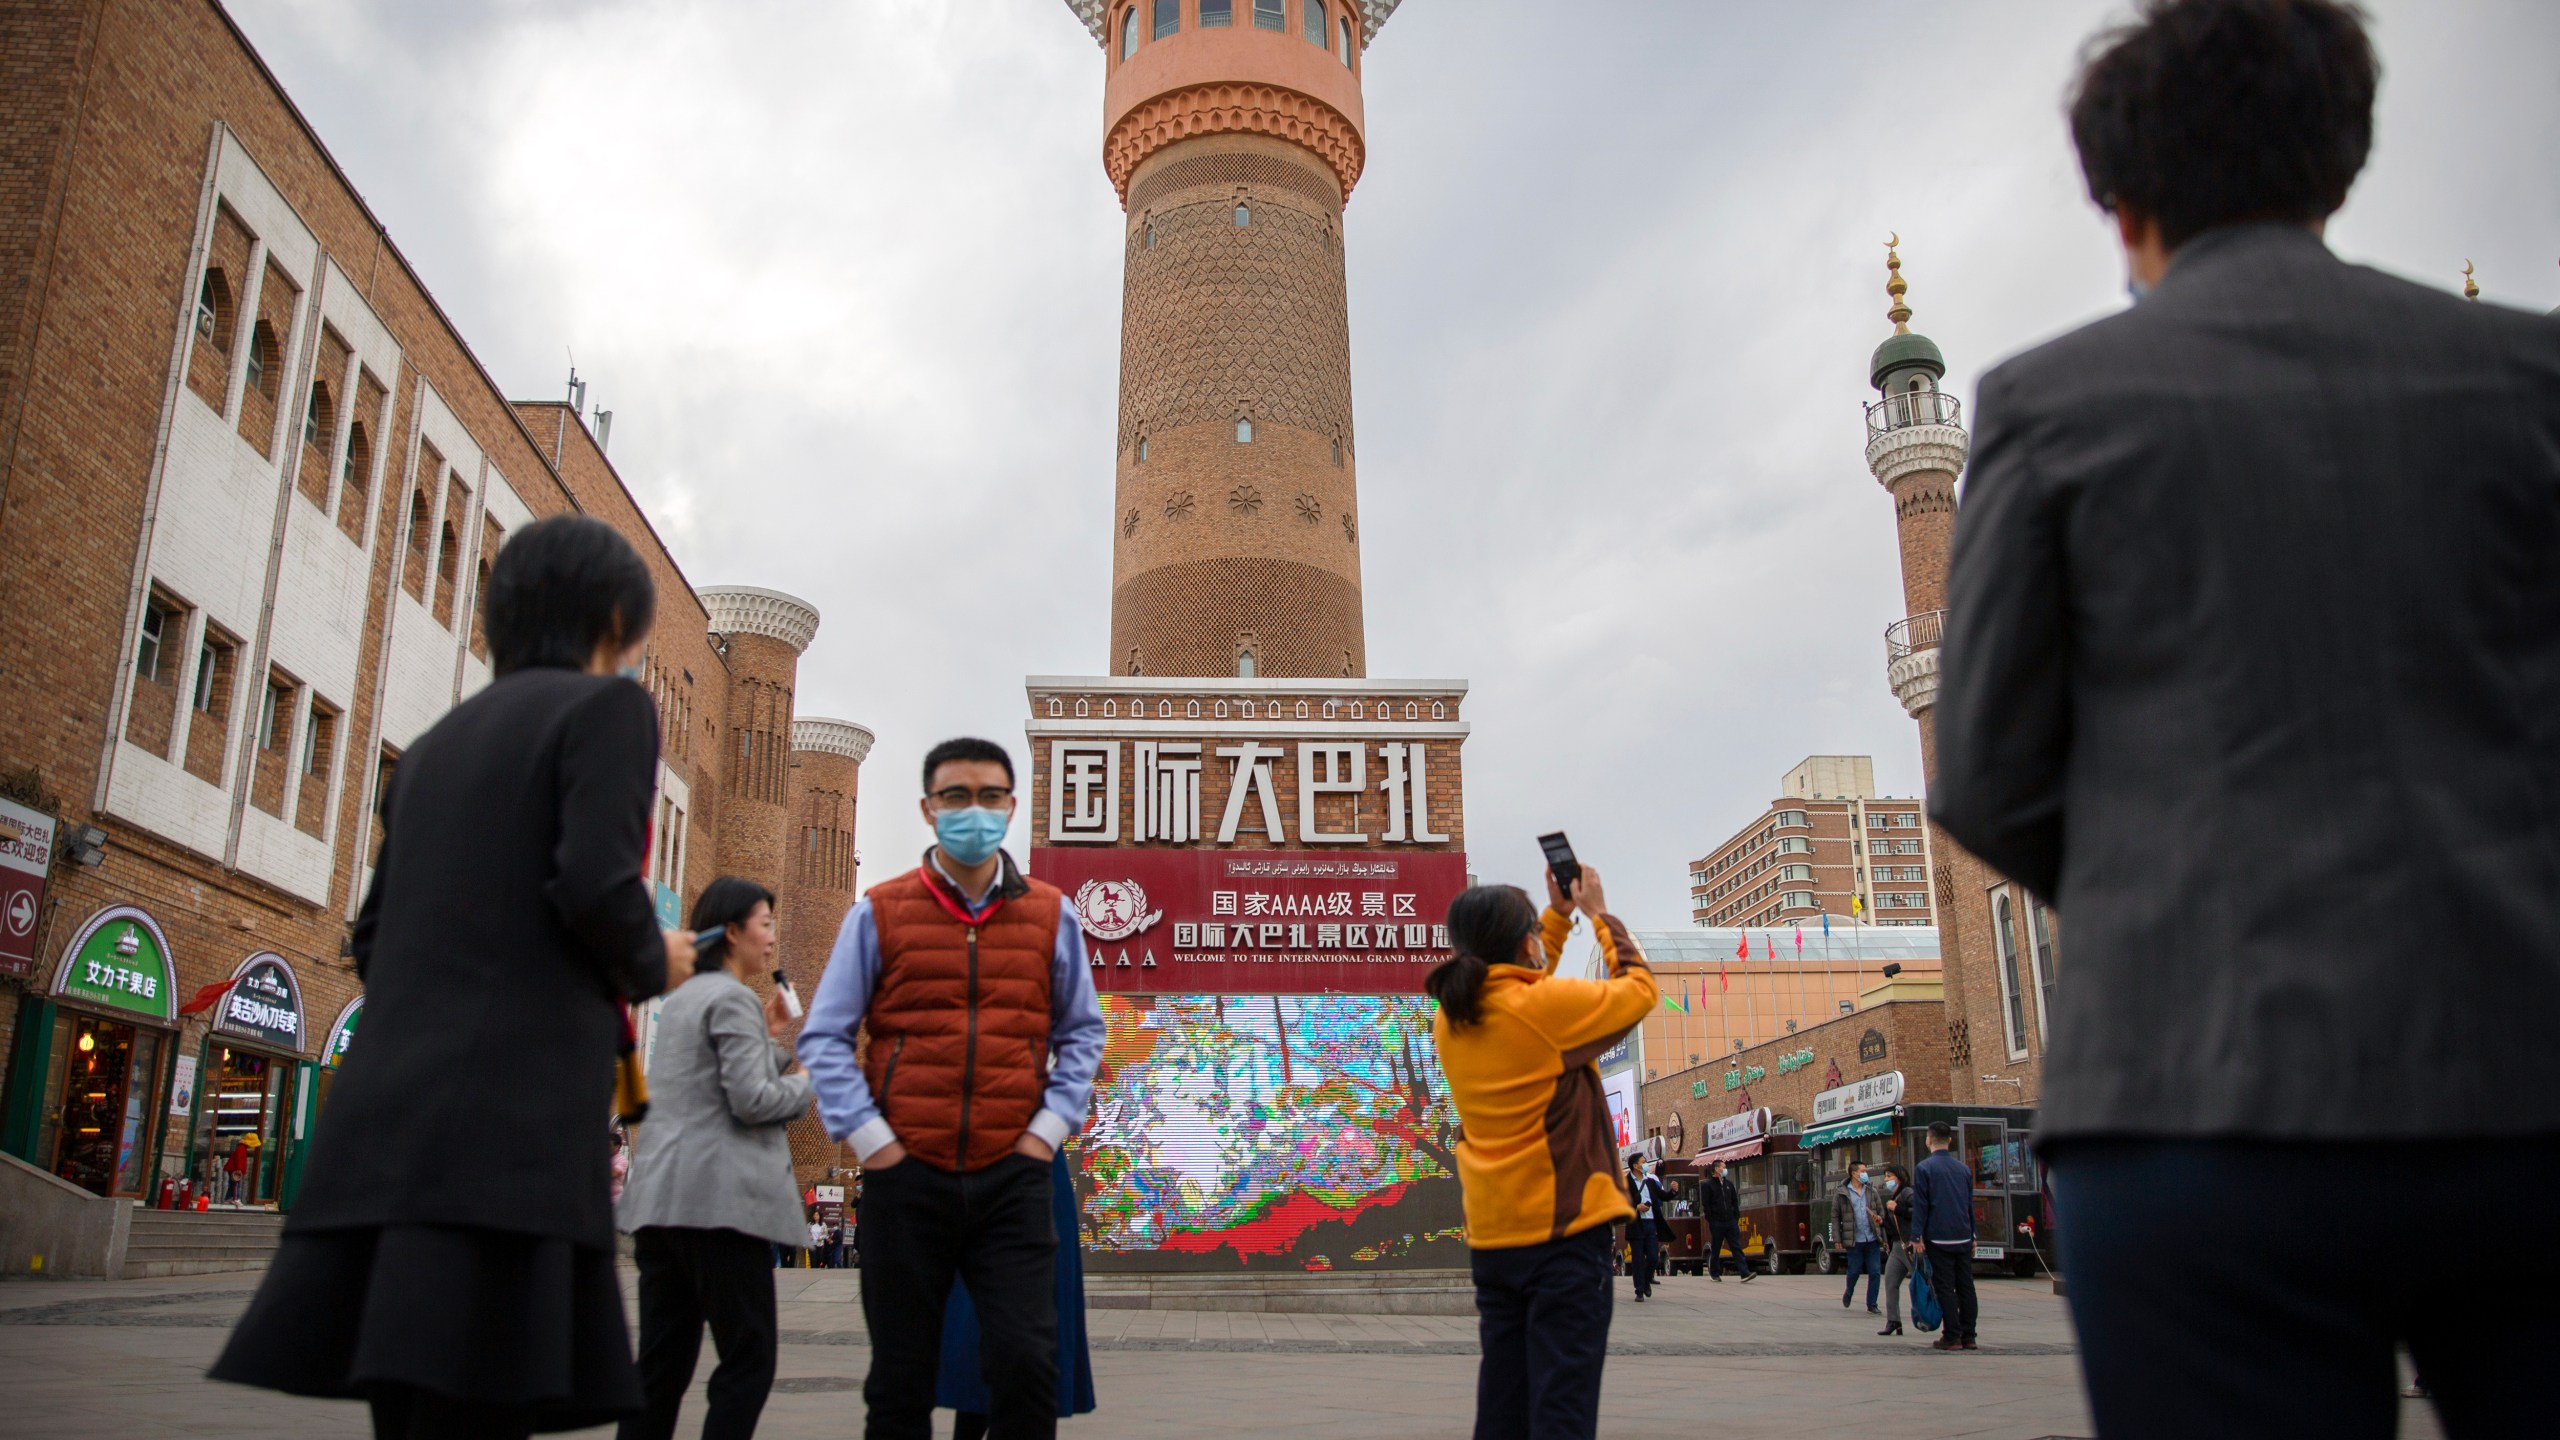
[483, 516, 656, 676]
[2068, 0, 2377, 249]
[1927, 1120, 1956, 1145]
[921, 737, 1014, 792]
[687, 876, 775, 972]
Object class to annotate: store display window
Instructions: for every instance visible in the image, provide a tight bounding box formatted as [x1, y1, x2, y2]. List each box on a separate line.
[32, 1010, 166, 1197]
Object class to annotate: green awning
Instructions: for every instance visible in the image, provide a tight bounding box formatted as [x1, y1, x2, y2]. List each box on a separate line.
[1798, 1111, 1898, 1147]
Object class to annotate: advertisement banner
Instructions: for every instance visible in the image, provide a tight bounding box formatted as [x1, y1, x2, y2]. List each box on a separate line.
[213, 954, 305, 1053]
[1032, 848, 1469, 995]
[1813, 1069, 1905, 1125]
[0, 797, 57, 976]
[1705, 1105, 1771, 1151]
[1602, 1067, 1639, 1152]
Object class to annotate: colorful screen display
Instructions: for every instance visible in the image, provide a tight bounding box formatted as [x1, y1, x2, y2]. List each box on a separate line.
[1076, 992, 1464, 1270]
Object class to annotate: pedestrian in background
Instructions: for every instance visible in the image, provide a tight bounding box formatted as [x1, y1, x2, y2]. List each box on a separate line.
[1877, 1164, 1914, 1337]
[1835, 1159, 1884, 1315]
[797, 737, 1107, 1440]
[1702, 1159, 1750, 1283]
[1624, 1155, 1661, 1302]
[212, 516, 695, 1439]
[936, 1147, 1099, 1439]
[1429, 863, 1657, 1440]
[1910, 1123, 1978, 1351]
[615, 876, 814, 1440]
[1929, 0, 2560, 1428]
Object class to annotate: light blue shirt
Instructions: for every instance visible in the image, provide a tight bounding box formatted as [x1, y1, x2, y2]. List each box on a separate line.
[1850, 1179, 1876, 1244]
[796, 853, 1105, 1165]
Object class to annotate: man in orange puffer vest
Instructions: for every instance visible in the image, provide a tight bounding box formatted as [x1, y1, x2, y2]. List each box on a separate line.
[799, 738, 1104, 1440]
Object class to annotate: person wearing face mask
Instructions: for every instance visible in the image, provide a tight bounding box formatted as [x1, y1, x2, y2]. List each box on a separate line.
[795, 738, 1106, 1440]
[1835, 1160, 1886, 1315]
[1876, 1163, 1916, 1337]
[1429, 862, 1656, 1440]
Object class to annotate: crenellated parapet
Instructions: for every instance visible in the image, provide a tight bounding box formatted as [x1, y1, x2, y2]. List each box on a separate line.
[791, 717, 875, 764]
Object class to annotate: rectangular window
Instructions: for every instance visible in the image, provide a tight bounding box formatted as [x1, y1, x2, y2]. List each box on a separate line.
[183, 629, 238, 786]
[1253, 0, 1283, 30]
[2028, 900, 2059, 1048]
[259, 677, 292, 751]
[1153, 0, 1179, 38]
[1200, 0, 1230, 23]
[294, 702, 337, 837]
[251, 670, 295, 816]
[127, 593, 187, 757]
[1303, 0, 1323, 43]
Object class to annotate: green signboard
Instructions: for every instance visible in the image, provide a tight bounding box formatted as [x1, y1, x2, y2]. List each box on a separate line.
[323, 996, 362, 1068]
[52, 906, 174, 1022]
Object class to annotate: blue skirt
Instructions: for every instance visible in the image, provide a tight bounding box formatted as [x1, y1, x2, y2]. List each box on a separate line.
[934, 1149, 1097, 1418]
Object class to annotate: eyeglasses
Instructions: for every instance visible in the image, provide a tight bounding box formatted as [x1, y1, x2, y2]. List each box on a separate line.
[928, 786, 1014, 811]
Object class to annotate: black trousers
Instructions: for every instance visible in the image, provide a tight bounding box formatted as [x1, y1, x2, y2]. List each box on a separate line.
[1626, 1220, 1658, 1297]
[620, 1226, 779, 1440]
[368, 1386, 532, 1440]
[2055, 1139, 2549, 1439]
[859, 1153, 1057, 1440]
[1470, 1226, 1613, 1440]
[1925, 1245, 1977, 1343]
[1705, 1222, 1746, 1278]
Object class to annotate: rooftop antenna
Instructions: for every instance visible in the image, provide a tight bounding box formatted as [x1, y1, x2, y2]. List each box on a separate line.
[566, 352, 587, 416]
[594, 409, 614, 453]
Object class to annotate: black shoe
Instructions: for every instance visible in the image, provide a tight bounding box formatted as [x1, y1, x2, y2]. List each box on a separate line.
[1740, 1269, 1756, 1283]
[1711, 1274, 1724, 1282]
[1931, 1337, 1961, 1352]
[1880, 1322, 1903, 1336]
[1842, 1294, 1852, 1308]
[1867, 1305, 1881, 1315]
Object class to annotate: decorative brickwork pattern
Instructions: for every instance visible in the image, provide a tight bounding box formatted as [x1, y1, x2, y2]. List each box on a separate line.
[1104, 83, 1366, 204]
[1129, 148, 1341, 216]
[1112, 556, 1363, 680]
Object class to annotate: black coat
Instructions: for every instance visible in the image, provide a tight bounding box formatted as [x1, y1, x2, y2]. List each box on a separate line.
[1702, 1174, 1741, 1225]
[286, 669, 667, 1248]
[1932, 224, 2560, 1142]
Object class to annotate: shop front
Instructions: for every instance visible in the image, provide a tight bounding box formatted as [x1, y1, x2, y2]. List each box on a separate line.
[0, 906, 179, 1198]
[179, 952, 310, 1210]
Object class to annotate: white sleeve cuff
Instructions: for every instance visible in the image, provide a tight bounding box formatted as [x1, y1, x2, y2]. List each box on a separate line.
[849, 1117, 899, 1164]
[1025, 1110, 1074, 1150]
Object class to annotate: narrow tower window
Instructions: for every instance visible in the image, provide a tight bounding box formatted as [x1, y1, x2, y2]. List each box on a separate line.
[1304, 0, 1325, 44]
[1234, 203, 1250, 226]
[1201, 0, 1231, 24]
[1143, 221, 1155, 247]
[1137, 435, 1149, 463]
[1153, 0, 1179, 39]
[1120, 5, 1139, 58]
[1339, 15, 1354, 62]
[1235, 417, 1253, 443]
[1237, 650, 1256, 678]
[1253, 0, 1283, 31]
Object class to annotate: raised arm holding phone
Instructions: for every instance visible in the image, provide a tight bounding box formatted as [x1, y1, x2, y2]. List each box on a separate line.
[1428, 851, 1657, 1440]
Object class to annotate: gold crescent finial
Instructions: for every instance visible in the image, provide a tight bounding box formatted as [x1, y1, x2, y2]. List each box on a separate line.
[1884, 233, 1912, 333]
[2462, 260, 2479, 301]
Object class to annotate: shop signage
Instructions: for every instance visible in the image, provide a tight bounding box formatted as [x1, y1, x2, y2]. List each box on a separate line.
[0, 797, 57, 976]
[1859, 1028, 1888, 1062]
[1665, 1111, 1684, 1151]
[1813, 1069, 1905, 1125]
[1030, 847, 1468, 994]
[1690, 1078, 1707, 1098]
[51, 905, 174, 1021]
[1596, 1034, 1632, 1070]
[1775, 1046, 1816, 1075]
[213, 953, 305, 1053]
[1705, 1106, 1771, 1150]
[323, 996, 363, 1068]
[170, 1052, 199, 1115]
[1042, 738, 1453, 847]
[1723, 1064, 1765, 1092]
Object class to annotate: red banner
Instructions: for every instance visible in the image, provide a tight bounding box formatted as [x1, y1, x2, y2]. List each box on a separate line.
[1032, 848, 1469, 995]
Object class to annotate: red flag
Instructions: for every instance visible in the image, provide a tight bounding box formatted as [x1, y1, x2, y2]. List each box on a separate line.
[1734, 930, 1748, 960]
[1764, 935, 1775, 961]
[1794, 924, 1804, 955]
[1718, 963, 1729, 991]
[179, 978, 236, 1016]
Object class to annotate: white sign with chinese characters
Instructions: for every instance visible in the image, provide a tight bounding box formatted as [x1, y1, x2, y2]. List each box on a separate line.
[1812, 1070, 1906, 1125]
[1047, 738, 1450, 847]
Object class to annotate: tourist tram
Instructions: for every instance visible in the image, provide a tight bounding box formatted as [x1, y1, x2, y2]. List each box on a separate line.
[1795, 1101, 2049, 1277]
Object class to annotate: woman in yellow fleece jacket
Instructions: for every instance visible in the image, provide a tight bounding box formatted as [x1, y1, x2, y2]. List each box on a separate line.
[1429, 865, 1655, 1440]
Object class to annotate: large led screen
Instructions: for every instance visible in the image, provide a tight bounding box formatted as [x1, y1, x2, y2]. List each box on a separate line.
[1076, 993, 1464, 1271]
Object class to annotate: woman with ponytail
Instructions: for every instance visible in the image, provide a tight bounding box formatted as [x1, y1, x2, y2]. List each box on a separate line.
[1429, 862, 1655, 1440]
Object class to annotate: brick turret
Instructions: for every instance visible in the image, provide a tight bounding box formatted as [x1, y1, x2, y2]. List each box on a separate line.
[780, 716, 872, 1188]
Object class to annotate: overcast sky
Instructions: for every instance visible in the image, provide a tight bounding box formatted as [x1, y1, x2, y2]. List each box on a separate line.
[229, 0, 2560, 926]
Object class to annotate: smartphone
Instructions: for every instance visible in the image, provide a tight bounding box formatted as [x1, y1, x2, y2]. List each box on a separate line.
[1537, 831, 1581, 899]
[693, 925, 728, 951]
[775, 970, 804, 1019]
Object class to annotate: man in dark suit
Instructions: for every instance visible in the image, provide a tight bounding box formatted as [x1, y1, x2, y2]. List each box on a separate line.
[1930, 1, 2560, 1432]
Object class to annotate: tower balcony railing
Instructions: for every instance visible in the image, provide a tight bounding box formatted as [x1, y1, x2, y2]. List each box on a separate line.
[1865, 390, 1962, 436]
[1885, 609, 1945, 664]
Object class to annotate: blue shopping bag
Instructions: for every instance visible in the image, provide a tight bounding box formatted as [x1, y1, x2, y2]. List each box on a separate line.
[1911, 1258, 1943, 1332]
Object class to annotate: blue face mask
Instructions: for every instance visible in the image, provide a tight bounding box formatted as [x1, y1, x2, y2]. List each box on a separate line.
[934, 806, 1010, 866]
[1885, 1177, 1900, 1193]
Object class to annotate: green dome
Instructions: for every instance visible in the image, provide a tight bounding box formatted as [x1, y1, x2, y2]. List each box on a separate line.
[1869, 331, 1946, 391]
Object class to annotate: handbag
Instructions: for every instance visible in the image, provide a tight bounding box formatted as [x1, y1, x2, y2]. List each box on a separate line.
[1910, 1251, 1943, 1332]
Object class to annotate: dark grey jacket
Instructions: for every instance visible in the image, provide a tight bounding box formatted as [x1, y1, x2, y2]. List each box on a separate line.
[1932, 224, 2560, 1142]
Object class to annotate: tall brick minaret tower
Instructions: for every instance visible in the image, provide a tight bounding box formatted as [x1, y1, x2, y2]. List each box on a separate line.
[1862, 241, 2045, 1107]
[1067, 0, 1405, 679]
[699, 586, 820, 901]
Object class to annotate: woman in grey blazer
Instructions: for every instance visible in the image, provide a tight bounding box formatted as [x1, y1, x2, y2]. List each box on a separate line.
[616, 877, 815, 1440]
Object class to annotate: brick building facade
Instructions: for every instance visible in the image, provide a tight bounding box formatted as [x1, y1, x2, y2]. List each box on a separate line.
[1629, 926, 1941, 1083]
[1863, 244, 2060, 1108]
[1639, 999, 1949, 1165]
[0, 0, 868, 1224]
[1687, 755, 1938, 929]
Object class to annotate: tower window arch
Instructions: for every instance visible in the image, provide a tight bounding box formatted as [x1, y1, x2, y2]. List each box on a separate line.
[1120, 5, 1139, 58]
[1136, 433, 1149, 463]
[1339, 15, 1354, 62]
[1303, 0, 1325, 44]
[1152, 0, 1179, 39]
[196, 269, 232, 348]
[1235, 417, 1253, 443]
[1234, 202, 1250, 226]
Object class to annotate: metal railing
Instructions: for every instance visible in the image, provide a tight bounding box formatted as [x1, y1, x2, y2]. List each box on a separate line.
[1865, 389, 1961, 436]
[1885, 609, 1945, 663]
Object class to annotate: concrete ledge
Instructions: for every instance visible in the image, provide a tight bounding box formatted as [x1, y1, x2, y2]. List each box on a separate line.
[0, 1152, 132, 1279]
[1083, 1268, 1475, 1315]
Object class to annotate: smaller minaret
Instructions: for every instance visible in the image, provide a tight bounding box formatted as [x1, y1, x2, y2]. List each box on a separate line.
[1864, 237, 1969, 745]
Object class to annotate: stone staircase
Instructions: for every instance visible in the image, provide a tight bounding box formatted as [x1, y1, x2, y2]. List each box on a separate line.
[122, 1207, 284, 1278]
[1083, 1268, 1473, 1315]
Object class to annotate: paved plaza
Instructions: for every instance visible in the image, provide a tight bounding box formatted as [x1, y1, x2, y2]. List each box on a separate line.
[0, 1264, 2454, 1438]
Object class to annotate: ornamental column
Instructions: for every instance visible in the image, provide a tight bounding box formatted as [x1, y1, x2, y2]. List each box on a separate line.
[1070, 0, 1406, 678]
